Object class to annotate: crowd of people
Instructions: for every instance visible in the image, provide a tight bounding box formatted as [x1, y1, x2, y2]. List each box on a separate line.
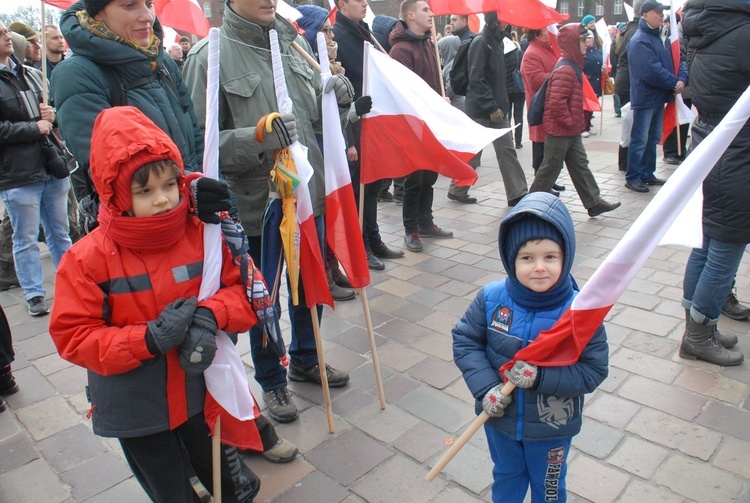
[0, 0, 748, 500]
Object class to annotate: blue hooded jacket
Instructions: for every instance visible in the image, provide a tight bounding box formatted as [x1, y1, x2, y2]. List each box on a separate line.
[452, 193, 609, 442]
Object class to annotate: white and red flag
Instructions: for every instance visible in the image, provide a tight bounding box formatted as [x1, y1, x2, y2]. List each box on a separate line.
[360, 43, 508, 186]
[660, 0, 695, 145]
[269, 30, 333, 309]
[429, 0, 567, 27]
[501, 84, 750, 375]
[317, 34, 371, 290]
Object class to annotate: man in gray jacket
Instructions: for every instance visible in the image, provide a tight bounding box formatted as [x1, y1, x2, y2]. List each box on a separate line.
[184, 0, 355, 422]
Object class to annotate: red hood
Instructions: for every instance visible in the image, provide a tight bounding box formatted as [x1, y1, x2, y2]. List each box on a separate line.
[90, 107, 185, 214]
[558, 23, 584, 67]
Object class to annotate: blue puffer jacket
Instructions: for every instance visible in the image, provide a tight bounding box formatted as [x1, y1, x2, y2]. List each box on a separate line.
[453, 194, 609, 442]
[627, 18, 689, 108]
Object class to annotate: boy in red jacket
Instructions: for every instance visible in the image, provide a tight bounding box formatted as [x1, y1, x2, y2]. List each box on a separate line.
[50, 107, 259, 502]
[528, 23, 620, 218]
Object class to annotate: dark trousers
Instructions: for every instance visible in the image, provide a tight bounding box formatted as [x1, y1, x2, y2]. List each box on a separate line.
[402, 169, 438, 234]
[663, 98, 692, 159]
[531, 141, 545, 172]
[247, 216, 324, 391]
[0, 211, 17, 284]
[509, 92, 525, 146]
[118, 413, 249, 503]
[0, 306, 13, 368]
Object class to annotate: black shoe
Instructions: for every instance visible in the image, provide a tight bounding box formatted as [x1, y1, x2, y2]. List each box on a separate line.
[644, 177, 667, 186]
[552, 183, 565, 192]
[0, 367, 19, 396]
[615, 113, 621, 118]
[262, 387, 299, 423]
[663, 156, 681, 165]
[367, 251, 385, 271]
[0, 397, 5, 413]
[330, 282, 356, 301]
[27, 297, 50, 317]
[377, 191, 394, 202]
[447, 193, 478, 204]
[371, 242, 405, 259]
[405, 233, 423, 252]
[288, 362, 350, 388]
[588, 200, 621, 217]
[549, 188, 560, 197]
[393, 195, 403, 205]
[508, 195, 526, 207]
[0, 278, 19, 292]
[515, 143, 523, 149]
[625, 181, 649, 193]
[722, 291, 750, 321]
[418, 225, 453, 239]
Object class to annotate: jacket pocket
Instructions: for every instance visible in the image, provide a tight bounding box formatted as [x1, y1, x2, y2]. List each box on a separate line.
[287, 61, 320, 124]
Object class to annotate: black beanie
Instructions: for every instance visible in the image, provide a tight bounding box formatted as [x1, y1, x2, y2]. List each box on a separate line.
[502, 215, 564, 272]
[84, 0, 116, 18]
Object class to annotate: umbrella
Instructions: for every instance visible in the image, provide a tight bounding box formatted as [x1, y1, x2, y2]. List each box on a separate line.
[428, 0, 568, 29]
[268, 149, 301, 306]
[154, 0, 210, 38]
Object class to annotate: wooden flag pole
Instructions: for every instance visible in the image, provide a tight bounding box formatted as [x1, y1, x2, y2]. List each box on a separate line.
[360, 289, 386, 409]
[212, 416, 222, 503]
[40, 1, 48, 106]
[431, 29, 446, 97]
[425, 381, 516, 482]
[310, 307, 336, 433]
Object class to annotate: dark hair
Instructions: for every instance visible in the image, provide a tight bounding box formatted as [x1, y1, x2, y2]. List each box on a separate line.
[400, 0, 421, 21]
[130, 160, 181, 188]
[179, 36, 190, 43]
[527, 29, 542, 41]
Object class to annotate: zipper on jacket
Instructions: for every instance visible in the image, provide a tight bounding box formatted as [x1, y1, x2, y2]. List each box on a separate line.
[515, 310, 535, 441]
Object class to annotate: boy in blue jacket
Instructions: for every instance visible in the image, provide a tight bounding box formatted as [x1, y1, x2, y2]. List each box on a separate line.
[452, 192, 608, 503]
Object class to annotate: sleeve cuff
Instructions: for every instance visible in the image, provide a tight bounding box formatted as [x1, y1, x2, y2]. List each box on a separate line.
[128, 325, 153, 361]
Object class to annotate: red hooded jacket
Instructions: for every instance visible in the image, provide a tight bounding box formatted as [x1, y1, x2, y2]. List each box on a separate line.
[49, 107, 257, 438]
[521, 38, 559, 143]
[543, 24, 587, 137]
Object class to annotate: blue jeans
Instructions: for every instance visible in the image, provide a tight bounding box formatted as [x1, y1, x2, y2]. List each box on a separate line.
[486, 425, 571, 503]
[0, 178, 71, 300]
[626, 105, 664, 184]
[247, 215, 324, 391]
[682, 236, 746, 323]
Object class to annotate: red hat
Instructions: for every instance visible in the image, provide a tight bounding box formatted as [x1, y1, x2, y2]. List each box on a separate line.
[90, 107, 185, 213]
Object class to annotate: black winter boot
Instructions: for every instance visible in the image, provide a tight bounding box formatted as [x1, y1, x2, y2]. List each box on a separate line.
[722, 289, 750, 321]
[685, 310, 737, 349]
[328, 259, 353, 289]
[327, 267, 355, 302]
[0, 366, 19, 395]
[679, 316, 743, 366]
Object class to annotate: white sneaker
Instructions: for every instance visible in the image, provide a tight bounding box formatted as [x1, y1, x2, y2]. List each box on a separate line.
[581, 131, 590, 138]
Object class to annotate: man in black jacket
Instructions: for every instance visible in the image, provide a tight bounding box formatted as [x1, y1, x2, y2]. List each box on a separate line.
[334, 0, 405, 270]
[450, 15, 475, 42]
[0, 23, 71, 316]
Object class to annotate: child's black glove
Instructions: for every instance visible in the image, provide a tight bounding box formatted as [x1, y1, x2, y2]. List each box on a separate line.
[178, 307, 218, 373]
[146, 297, 198, 354]
[482, 385, 512, 417]
[191, 177, 232, 225]
[503, 361, 539, 389]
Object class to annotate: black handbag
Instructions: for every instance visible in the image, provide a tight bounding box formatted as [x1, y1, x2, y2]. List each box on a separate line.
[41, 135, 69, 180]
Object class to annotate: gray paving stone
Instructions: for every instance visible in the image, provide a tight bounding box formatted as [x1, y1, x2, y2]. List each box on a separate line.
[573, 420, 624, 459]
[376, 318, 432, 345]
[59, 451, 133, 501]
[393, 421, 449, 464]
[329, 326, 387, 357]
[621, 331, 681, 359]
[430, 439, 493, 495]
[31, 352, 73, 377]
[46, 364, 88, 398]
[695, 401, 750, 441]
[396, 387, 476, 433]
[626, 408, 722, 461]
[610, 347, 683, 383]
[0, 433, 39, 475]
[243, 455, 314, 502]
[410, 333, 455, 362]
[653, 454, 744, 503]
[430, 486, 485, 503]
[11, 319, 50, 341]
[351, 454, 447, 503]
[36, 424, 109, 473]
[376, 342, 429, 372]
[617, 479, 688, 503]
[583, 392, 640, 429]
[348, 361, 395, 391]
[0, 407, 21, 442]
[674, 366, 749, 406]
[607, 436, 670, 479]
[381, 373, 420, 402]
[15, 396, 81, 441]
[408, 356, 462, 390]
[0, 458, 70, 503]
[304, 430, 392, 486]
[82, 478, 150, 503]
[567, 454, 629, 503]
[618, 374, 707, 420]
[3, 365, 56, 409]
[15, 332, 58, 360]
[348, 401, 420, 443]
[609, 307, 681, 336]
[272, 404, 350, 454]
[330, 388, 377, 418]
[712, 438, 750, 480]
[272, 471, 350, 503]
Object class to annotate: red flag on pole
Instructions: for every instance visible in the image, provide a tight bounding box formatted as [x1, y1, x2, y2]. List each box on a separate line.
[660, 0, 682, 145]
[429, 0, 568, 28]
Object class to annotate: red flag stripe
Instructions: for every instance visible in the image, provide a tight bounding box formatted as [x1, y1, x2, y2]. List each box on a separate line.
[325, 185, 370, 289]
[299, 217, 333, 308]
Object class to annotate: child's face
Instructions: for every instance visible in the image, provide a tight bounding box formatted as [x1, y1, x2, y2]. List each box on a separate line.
[514, 239, 563, 293]
[130, 168, 180, 217]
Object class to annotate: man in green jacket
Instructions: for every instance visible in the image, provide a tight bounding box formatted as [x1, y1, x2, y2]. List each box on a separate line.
[184, 0, 355, 423]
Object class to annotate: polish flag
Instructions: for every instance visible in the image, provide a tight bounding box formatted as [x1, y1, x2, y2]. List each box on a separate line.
[317, 35, 370, 290]
[270, 30, 333, 309]
[360, 43, 508, 186]
[428, 0, 568, 28]
[660, 0, 694, 145]
[502, 84, 750, 374]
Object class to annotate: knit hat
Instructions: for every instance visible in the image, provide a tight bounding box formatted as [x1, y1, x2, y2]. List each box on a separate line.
[581, 15, 596, 26]
[617, 22, 627, 31]
[83, 0, 117, 18]
[502, 214, 564, 273]
[8, 22, 40, 42]
[297, 5, 330, 51]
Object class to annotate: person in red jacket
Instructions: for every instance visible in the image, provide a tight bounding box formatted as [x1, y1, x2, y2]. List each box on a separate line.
[49, 107, 260, 502]
[528, 23, 620, 218]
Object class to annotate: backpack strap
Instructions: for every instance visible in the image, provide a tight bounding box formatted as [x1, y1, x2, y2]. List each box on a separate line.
[554, 60, 583, 84]
[98, 64, 127, 107]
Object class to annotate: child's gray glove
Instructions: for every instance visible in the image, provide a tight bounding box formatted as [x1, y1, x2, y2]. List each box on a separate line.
[146, 297, 197, 354]
[324, 74, 354, 109]
[482, 385, 512, 417]
[503, 360, 539, 389]
[178, 307, 218, 374]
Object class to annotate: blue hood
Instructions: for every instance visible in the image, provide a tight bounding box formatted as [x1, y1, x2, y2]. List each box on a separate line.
[498, 193, 576, 309]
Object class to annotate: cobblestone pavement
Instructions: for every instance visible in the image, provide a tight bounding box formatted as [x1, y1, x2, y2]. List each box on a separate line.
[1, 96, 749, 503]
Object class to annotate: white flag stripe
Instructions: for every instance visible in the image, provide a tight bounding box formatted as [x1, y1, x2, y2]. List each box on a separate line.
[365, 44, 506, 155]
[277, 0, 302, 21]
[574, 85, 750, 311]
